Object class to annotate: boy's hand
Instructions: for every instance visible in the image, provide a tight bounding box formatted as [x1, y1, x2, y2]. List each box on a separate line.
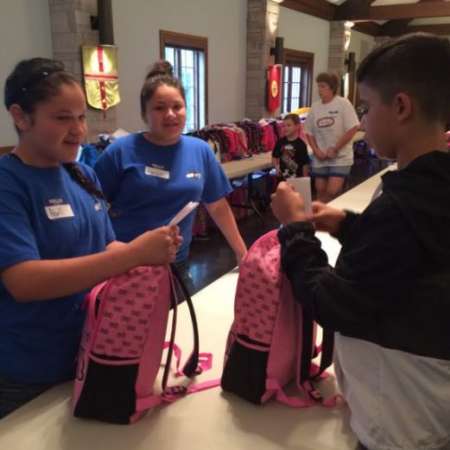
[271, 182, 309, 225]
[312, 202, 346, 235]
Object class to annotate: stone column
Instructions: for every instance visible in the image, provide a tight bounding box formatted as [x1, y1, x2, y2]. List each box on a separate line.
[48, 0, 117, 140]
[246, 0, 280, 119]
[328, 21, 346, 78]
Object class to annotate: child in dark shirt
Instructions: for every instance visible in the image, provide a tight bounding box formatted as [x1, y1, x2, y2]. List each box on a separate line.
[272, 113, 309, 180]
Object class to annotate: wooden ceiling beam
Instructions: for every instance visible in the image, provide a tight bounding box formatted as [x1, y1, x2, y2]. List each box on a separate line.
[379, 18, 412, 36]
[374, 0, 436, 36]
[382, 23, 450, 37]
[335, 1, 450, 21]
[333, 0, 375, 22]
[281, 0, 335, 21]
[352, 21, 381, 37]
[280, 0, 450, 38]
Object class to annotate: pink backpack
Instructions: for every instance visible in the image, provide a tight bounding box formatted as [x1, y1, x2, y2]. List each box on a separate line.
[72, 265, 206, 424]
[221, 230, 335, 407]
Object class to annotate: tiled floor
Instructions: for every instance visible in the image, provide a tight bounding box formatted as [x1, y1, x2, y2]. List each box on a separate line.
[188, 156, 389, 294]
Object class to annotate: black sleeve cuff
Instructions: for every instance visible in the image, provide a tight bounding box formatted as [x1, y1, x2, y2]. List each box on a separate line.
[331, 210, 359, 245]
[278, 221, 315, 246]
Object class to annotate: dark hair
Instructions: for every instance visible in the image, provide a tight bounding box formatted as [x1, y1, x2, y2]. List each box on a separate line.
[63, 163, 105, 200]
[283, 113, 300, 125]
[140, 60, 186, 118]
[357, 33, 450, 125]
[4, 58, 77, 113]
[5, 57, 104, 199]
[316, 72, 339, 95]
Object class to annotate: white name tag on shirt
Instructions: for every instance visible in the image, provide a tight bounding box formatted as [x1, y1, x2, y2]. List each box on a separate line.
[45, 204, 75, 220]
[286, 177, 312, 215]
[186, 171, 202, 179]
[145, 166, 170, 179]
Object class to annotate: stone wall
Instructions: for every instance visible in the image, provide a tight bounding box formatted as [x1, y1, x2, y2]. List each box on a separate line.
[246, 0, 280, 119]
[328, 21, 346, 78]
[48, 0, 117, 140]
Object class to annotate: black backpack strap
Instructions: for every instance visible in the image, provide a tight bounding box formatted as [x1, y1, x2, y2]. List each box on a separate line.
[170, 264, 200, 377]
[299, 307, 334, 383]
[161, 269, 179, 391]
[299, 304, 314, 383]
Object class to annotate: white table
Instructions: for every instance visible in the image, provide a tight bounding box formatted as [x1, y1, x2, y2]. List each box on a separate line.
[0, 166, 394, 450]
[222, 153, 274, 219]
[221, 152, 273, 179]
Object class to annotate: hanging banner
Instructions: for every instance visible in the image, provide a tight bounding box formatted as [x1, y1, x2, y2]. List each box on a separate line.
[267, 64, 282, 113]
[82, 45, 120, 111]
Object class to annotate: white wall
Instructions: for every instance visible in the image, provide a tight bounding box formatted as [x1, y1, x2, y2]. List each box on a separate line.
[277, 7, 330, 103]
[111, 0, 247, 132]
[348, 29, 376, 66]
[0, 0, 52, 146]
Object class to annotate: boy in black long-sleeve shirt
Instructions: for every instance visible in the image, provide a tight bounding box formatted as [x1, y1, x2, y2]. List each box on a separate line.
[271, 33, 450, 450]
[272, 113, 309, 180]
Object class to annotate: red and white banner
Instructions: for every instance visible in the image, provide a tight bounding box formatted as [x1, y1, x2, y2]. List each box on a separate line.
[82, 45, 120, 111]
[267, 64, 282, 113]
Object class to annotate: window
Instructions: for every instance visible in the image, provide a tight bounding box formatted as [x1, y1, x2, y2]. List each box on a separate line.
[160, 30, 207, 132]
[282, 49, 314, 114]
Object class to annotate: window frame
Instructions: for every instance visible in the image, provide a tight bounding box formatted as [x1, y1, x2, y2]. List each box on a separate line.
[282, 49, 314, 113]
[159, 30, 208, 129]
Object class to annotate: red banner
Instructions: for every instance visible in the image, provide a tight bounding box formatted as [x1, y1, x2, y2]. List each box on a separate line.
[267, 64, 282, 113]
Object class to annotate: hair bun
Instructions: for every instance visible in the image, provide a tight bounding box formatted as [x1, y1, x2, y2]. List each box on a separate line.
[146, 60, 173, 79]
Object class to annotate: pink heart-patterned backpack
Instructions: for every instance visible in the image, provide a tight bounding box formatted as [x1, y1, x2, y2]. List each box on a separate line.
[72, 265, 206, 424]
[221, 230, 336, 407]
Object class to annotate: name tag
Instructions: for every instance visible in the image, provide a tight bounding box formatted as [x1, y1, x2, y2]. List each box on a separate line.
[45, 204, 75, 220]
[186, 171, 202, 179]
[145, 166, 170, 179]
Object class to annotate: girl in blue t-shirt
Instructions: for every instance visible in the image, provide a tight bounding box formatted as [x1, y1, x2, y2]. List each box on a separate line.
[94, 61, 247, 292]
[0, 58, 182, 419]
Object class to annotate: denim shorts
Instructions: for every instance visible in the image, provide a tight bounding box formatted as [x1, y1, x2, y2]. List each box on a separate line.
[311, 165, 352, 178]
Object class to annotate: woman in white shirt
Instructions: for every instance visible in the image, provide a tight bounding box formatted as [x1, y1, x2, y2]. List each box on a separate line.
[305, 72, 360, 202]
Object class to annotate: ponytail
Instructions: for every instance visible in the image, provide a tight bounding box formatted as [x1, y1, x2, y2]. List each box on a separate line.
[63, 163, 105, 200]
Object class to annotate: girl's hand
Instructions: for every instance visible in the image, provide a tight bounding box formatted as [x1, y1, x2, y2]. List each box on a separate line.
[129, 225, 182, 266]
[235, 250, 247, 266]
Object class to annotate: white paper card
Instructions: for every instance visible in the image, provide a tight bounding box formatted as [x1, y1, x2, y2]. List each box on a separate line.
[286, 177, 312, 215]
[169, 201, 199, 226]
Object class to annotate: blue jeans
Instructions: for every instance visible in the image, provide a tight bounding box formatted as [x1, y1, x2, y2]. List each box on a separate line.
[0, 377, 52, 419]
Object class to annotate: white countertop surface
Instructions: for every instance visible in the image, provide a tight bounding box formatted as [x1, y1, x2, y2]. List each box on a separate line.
[0, 163, 395, 450]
